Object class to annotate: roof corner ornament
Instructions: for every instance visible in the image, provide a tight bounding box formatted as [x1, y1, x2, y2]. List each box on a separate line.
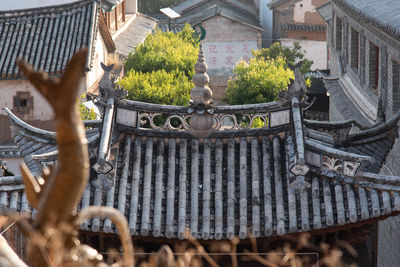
[188, 43, 215, 138]
[278, 65, 308, 106]
[98, 62, 127, 101]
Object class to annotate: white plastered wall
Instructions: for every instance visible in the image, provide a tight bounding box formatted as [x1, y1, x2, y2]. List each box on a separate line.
[280, 39, 327, 70]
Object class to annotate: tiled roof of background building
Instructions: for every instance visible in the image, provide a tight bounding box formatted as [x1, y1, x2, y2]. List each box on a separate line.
[171, 0, 262, 31]
[0, 0, 98, 79]
[334, 0, 400, 39]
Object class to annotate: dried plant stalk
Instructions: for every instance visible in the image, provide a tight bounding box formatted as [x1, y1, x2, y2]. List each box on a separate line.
[75, 206, 134, 267]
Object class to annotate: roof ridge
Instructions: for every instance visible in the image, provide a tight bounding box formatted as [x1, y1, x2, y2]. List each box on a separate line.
[0, 0, 95, 17]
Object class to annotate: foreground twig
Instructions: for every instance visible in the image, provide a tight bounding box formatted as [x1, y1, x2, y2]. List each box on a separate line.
[0, 235, 28, 267]
[75, 206, 134, 267]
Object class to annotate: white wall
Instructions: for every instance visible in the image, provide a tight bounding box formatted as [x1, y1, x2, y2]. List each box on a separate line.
[281, 39, 328, 70]
[2, 158, 23, 176]
[86, 31, 107, 91]
[125, 0, 138, 13]
[0, 78, 86, 121]
[0, 0, 78, 11]
[0, 80, 53, 120]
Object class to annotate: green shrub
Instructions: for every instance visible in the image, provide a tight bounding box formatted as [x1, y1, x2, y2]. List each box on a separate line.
[118, 69, 192, 106]
[224, 56, 293, 105]
[124, 24, 198, 79]
[79, 94, 96, 120]
[252, 42, 313, 75]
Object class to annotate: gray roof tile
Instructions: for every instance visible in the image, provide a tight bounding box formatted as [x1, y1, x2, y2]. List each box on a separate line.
[0, 0, 98, 79]
[334, 0, 400, 39]
[114, 14, 157, 58]
[6, 95, 400, 239]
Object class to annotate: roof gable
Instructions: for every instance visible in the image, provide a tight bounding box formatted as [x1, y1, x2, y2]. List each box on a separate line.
[172, 0, 262, 30]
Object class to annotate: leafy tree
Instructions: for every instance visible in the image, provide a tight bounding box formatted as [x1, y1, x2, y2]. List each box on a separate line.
[224, 42, 313, 106]
[79, 94, 96, 120]
[121, 23, 198, 106]
[125, 24, 198, 79]
[252, 42, 313, 75]
[224, 56, 294, 105]
[118, 69, 192, 106]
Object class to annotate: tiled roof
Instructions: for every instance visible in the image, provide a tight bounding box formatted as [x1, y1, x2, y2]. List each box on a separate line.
[114, 14, 157, 58]
[333, 0, 400, 40]
[6, 92, 400, 240]
[0, 146, 20, 158]
[324, 78, 375, 127]
[316, 1, 332, 23]
[172, 0, 262, 31]
[0, 0, 99, 79]
[5, 108, 101, 175]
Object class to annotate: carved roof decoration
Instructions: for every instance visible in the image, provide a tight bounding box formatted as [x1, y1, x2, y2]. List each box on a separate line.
[4, 55, 400, 240]
[0, 0, 114, 79]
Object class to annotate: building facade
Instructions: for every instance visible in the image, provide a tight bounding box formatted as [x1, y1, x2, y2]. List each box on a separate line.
[171, 0, 263, 101]
[268, 0, 330, 70]
[324, 0, 400, 266]
[0, 0, 154, 146]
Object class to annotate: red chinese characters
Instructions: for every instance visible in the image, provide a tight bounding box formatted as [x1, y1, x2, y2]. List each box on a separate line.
[225, 56, 234, 66]
[226, 44, 234, 54]
[209, 44, 218, 54]
[209, 56, 218, 66]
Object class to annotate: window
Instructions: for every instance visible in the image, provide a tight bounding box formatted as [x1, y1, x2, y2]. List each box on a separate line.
[350, 28, 359, 70]
[393, 60, 400, 111]
[13, 91, 33, 114]
[368, 41, 379, 92]
[335, 17, 342, 51]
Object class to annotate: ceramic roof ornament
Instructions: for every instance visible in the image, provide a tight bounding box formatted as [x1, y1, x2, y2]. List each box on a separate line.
[188, 43, 215, 138]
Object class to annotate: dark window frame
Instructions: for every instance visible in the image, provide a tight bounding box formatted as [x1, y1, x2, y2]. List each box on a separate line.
[335, 16, 343, 52]
[368, 41, 379, 93]
[350, 27, 359, 71]
[13, 91, 33, 114]
[392, 59, 400, 111]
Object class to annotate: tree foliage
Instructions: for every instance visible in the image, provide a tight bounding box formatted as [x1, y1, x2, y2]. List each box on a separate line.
[224, 42, 312, 105]
[120, 24, 198, 105]
[79, 94, 96, 120]
[118, 69, 192, 106]
[224, 56, 294, 105]
[125, 24, 198, 79]
[253, 42, 313, 75]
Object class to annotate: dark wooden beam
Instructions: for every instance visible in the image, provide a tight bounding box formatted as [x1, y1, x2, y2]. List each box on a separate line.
[122, 0, 125, 22]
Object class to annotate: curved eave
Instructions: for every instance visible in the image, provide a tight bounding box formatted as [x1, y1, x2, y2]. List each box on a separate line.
[5, 107, 56, 141]
[347, 111, 400, 143]
[5, 108, 101, 166]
